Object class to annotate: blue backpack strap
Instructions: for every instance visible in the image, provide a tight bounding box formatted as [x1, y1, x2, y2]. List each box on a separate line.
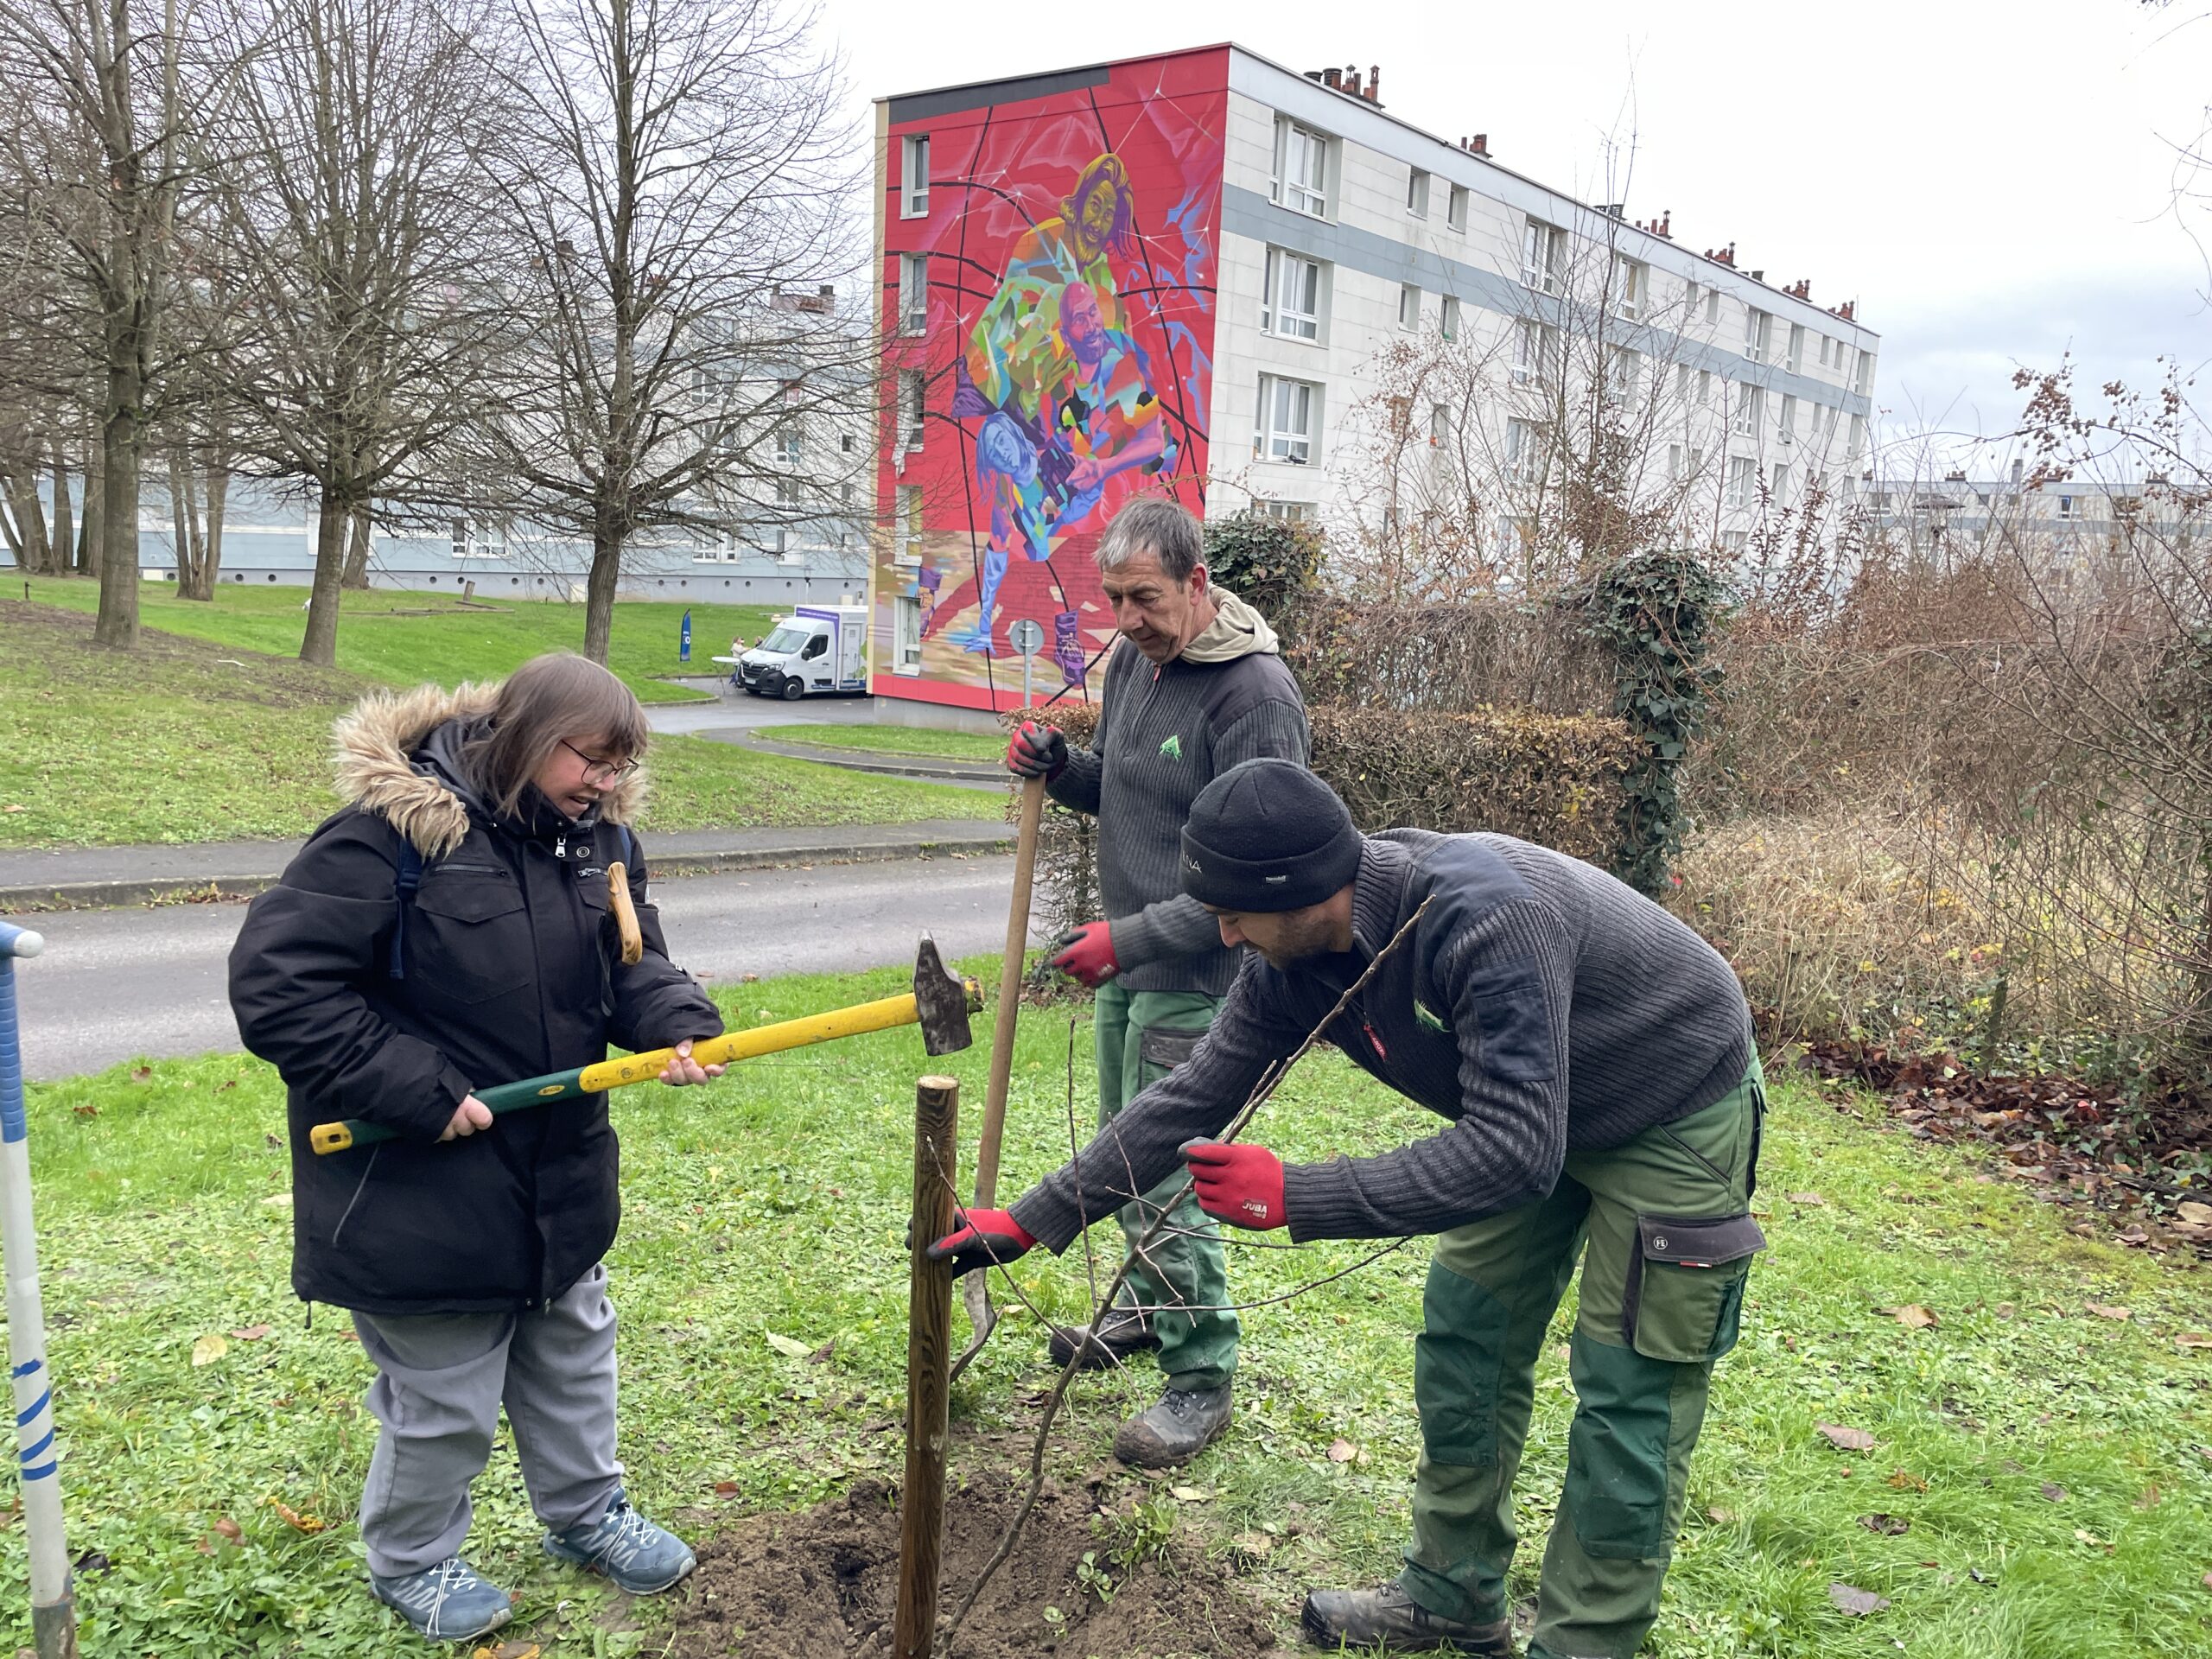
[388, 839, 425, 980]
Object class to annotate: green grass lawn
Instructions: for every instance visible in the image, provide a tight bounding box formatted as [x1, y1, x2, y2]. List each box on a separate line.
[14, 575, 787, 706]
[9, 959, 2208, 1656]
[754, 721, 1007, 763]
[0, 603, 993, 847]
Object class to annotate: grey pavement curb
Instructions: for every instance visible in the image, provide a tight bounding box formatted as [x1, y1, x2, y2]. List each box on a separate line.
[728, 729, 1005, 785]
[0, 827, 1016, 914]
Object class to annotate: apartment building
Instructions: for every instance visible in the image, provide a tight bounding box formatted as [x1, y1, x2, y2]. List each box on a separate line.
[870, 41, 1878, 713]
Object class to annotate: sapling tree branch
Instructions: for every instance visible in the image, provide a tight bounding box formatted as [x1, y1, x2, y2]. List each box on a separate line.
[938, 896, 1433, 1649]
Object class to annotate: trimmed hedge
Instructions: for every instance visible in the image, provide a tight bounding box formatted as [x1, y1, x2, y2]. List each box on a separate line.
[1001, 700, 1636, 934]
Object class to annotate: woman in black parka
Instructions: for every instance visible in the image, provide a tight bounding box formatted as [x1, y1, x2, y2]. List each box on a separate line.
[229, 652, 722, 1643]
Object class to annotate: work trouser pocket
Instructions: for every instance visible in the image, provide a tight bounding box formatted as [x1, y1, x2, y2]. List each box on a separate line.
[1415, 1261, 1514, 1466]
[1136, 1025, 1202, 1086]
[1621, 1212, 1765, 1363]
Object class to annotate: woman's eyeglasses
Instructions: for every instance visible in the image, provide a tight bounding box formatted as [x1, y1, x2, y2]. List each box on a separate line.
[560, 739, 639, 785]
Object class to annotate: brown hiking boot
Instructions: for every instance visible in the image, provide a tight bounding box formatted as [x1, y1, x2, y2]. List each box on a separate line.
[1110, 1384, 1230, 1468]
[1300, 1582, 1515, 1655]
[1046, 1306, 1160, 1370]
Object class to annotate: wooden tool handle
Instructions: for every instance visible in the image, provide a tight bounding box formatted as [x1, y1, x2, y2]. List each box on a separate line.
[607, 861, 644, 966]
[973, 774, 1046, 1208]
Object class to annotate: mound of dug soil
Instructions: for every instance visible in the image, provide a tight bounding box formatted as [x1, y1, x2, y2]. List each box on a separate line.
[665, 1474, 1287, 1659]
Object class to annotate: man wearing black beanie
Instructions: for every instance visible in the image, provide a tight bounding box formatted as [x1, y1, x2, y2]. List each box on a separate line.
[931, 759, 1764, 1659]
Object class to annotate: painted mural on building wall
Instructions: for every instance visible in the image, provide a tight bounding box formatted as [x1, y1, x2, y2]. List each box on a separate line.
[877, 51, 1224, 709]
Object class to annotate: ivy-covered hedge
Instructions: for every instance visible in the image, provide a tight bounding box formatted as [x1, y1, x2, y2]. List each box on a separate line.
[1001, 700, 1637, 935]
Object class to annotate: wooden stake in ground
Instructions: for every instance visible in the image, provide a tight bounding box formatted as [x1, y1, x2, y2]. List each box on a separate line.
[896, 1075, 961, 1659]
[952, 772, 1045, 1380]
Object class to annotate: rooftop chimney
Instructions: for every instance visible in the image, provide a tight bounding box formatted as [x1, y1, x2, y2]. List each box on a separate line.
[1321, 66, 1342, 88]
[2011, 458, 2024, 486]
[1749, 269, 1764, 283]
[1944, 469, 1967, 483]
[1471, 133, 1488, 155]
[1366, 64, 1381, 103]
[1343, 64, 1360, 99]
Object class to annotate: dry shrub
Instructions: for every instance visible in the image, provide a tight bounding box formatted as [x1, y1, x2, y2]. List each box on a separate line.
[1003, 699, 1636, 936]
[1282, 594, 1610, 715]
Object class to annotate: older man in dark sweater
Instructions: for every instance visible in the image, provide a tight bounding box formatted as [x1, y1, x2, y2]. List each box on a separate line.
[933, 760, 1764, 1659]
[1003, 497, 1309, 1467]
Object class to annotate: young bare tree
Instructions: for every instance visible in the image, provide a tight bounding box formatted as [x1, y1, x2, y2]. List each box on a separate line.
[480, 0, 863, 663]
[201, 0, 512, 664]
[0, 0, 200, 645]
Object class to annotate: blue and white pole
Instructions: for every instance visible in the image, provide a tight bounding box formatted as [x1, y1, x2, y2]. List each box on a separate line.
[0, 920, 73, 1659]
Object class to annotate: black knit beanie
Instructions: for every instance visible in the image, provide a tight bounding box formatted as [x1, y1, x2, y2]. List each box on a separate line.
[1179, 759, 1363, 912]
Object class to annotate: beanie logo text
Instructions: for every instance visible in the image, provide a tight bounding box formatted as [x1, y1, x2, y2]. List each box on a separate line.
[1158, 734, 1183, 761]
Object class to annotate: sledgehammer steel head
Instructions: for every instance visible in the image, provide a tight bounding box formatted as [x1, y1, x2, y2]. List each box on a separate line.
[914, 936, 982, 1057]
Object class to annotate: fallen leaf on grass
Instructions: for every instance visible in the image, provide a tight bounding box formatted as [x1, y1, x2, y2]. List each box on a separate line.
[1887, 1469, 1929, 1492]
[190, 1334, 227, 1367]
[2041, 1482, 2068, 1503]
[71, 1105, 97, 1118]
[2202, 1572, 2212, 1591]
[1859, 1513, 1910, 1535]
[260, 1192, 293, 1207]
[1828, 1582, 1890, 1616]
[2136, 1484, 2162, 1510]
[763, 1332, 812, 1358]
[2176, 1199, 2212, 1227]
[479, 1644, 540, 1659]
[1704, 1505, 1737, 1525]
[1228, 1530, 1273, 1565]
[1169, 1485, 1212, 1503]
[1326, 1438, 1357, 1464]
[229, 1325, 271, 1342]
[712, 1480, 740, 1497]
[1818, 1422, 1878, 1452]
[1887, 1304, 1939, 1329]
[2085, 1303, 2133, 1321]
[265, 1498, 324, 1534]
[213, 1516, 242, 1542]
[129, 1066, 150, 1083]
[2, 804, 26, 813]
[1787, 1192, 1827, 1206]
[2177, 1333, 2212, 1350]
[807, 1339, 836, 1364]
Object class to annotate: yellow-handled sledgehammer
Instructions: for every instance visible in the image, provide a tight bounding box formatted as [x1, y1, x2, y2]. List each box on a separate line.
[311, 937, 981, 1154]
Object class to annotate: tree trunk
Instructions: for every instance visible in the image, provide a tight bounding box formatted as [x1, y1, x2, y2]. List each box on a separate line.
[300, 488, 348, 665]
[169, 442, 201, 595]
[582, 512, 621, 663]
[76, 438, 103, 575]
[92, 372, 140, 649]
[50, 447, 74, 577]
[1, 464, 48, 575]
[340, 505, 373, 588]
[200, 458, 227, 598]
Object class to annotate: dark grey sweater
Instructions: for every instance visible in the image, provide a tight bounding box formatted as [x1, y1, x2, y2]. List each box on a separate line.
[1047, 609, 1308, 995]
[1008, 830, 1754, 1245]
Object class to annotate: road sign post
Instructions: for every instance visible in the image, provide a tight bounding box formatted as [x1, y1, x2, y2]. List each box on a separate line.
[1008, 617, 1045, 709]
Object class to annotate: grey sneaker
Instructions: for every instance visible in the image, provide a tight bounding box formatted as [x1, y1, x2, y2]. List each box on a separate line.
[368, 1556, 513, 1643]
[1300, 1581, 1514, 1656]
[542, 1487, 696, 1594]
[1047, 1306, 1160, 1370]
[1110, 1384, 1231, 1468]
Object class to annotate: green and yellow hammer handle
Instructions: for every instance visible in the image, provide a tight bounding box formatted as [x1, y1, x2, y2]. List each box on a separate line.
[309, 976, 977, 1154]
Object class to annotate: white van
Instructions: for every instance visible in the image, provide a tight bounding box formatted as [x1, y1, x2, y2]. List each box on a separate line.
[737, 605, 868, 700]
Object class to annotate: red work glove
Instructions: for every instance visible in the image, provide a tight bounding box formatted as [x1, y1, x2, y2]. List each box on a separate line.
[1048, 921, 1119, 988]
[925, 1208, 1039, 1277]
[1005, 721, 1069, 780]
[1182, 1139, 1287, 1231]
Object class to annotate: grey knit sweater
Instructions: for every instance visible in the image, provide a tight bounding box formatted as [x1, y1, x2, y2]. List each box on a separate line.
[1046, 594, 1308, 995]
[1008, 830, 1754, 1246]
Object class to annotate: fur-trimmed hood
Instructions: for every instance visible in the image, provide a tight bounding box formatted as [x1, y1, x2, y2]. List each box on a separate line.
[333, 683, 645, 859]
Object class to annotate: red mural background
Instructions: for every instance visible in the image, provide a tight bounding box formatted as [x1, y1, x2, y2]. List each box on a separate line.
[874, 48, 1227, 710]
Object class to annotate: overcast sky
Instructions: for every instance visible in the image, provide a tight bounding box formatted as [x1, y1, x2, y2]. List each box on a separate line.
[823, 0, 2209, 465]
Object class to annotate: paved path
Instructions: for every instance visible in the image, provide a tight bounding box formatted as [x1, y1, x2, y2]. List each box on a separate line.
[15, 855, 1038, 1082]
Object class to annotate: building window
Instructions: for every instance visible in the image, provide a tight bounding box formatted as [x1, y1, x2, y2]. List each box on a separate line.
[775, 425, 801, 466]
[1272, 116, 1332, 218]
[1503, 417, 1539, 482]
[1609, 347, 1640, 409]
[2057, 494, 2082, 521]
[1777, 394, 1797, 442]
[893, 594, 923, 672]
[1722, 528, 1748, 554]
[899, 134, 930, 218]
[1512, 319, 1542, 386]
[841, 431, 857, 454]
[1785, 322, 1804, 374]
[1255, 373, 1320, 465]
[1684, 279, 1700, 319]
[1770, 461, 1789, 501]
[1521, 219, 1564, 294]
[1258, 499, 1313, 523]
[1732, 385, 1763, 438]
[1428, 404, 1451, 448]
[1262, 247, 1325, 340]
[1667, 442, 1681, 480]
[1406, 167, 1430, 219]
[1847, 414, 1866, 462]
[1398, 282, 1421, 331]
[895, 484, 923, 564]
[1744, 307, 1771, 364]
[1854, 350, 1872, 394]
[899, 370, 925, 448]
[1440, 295, 1460, 342]
[898, 253, 928, 335]
[1446, 184, 1468, 232]
[1727, 455, 1755, 508]
[1696, 369, 1712, 407]
[450, 517, 505, 559]
[1611, 256, 1645, 321]
[1705, 287, 1719, 324]
[775, 474, 801, 508]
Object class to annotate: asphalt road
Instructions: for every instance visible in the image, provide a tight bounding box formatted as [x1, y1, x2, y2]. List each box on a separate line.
[15, 855, 1036, 1083]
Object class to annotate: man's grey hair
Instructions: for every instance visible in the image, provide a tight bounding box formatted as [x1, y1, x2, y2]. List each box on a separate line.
[1096, 497, 1205, 583]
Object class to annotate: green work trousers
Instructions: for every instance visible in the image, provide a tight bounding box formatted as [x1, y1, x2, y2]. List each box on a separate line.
[1090, 982, 1239, 1392]
[1400, 1057, 1767, 1659]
